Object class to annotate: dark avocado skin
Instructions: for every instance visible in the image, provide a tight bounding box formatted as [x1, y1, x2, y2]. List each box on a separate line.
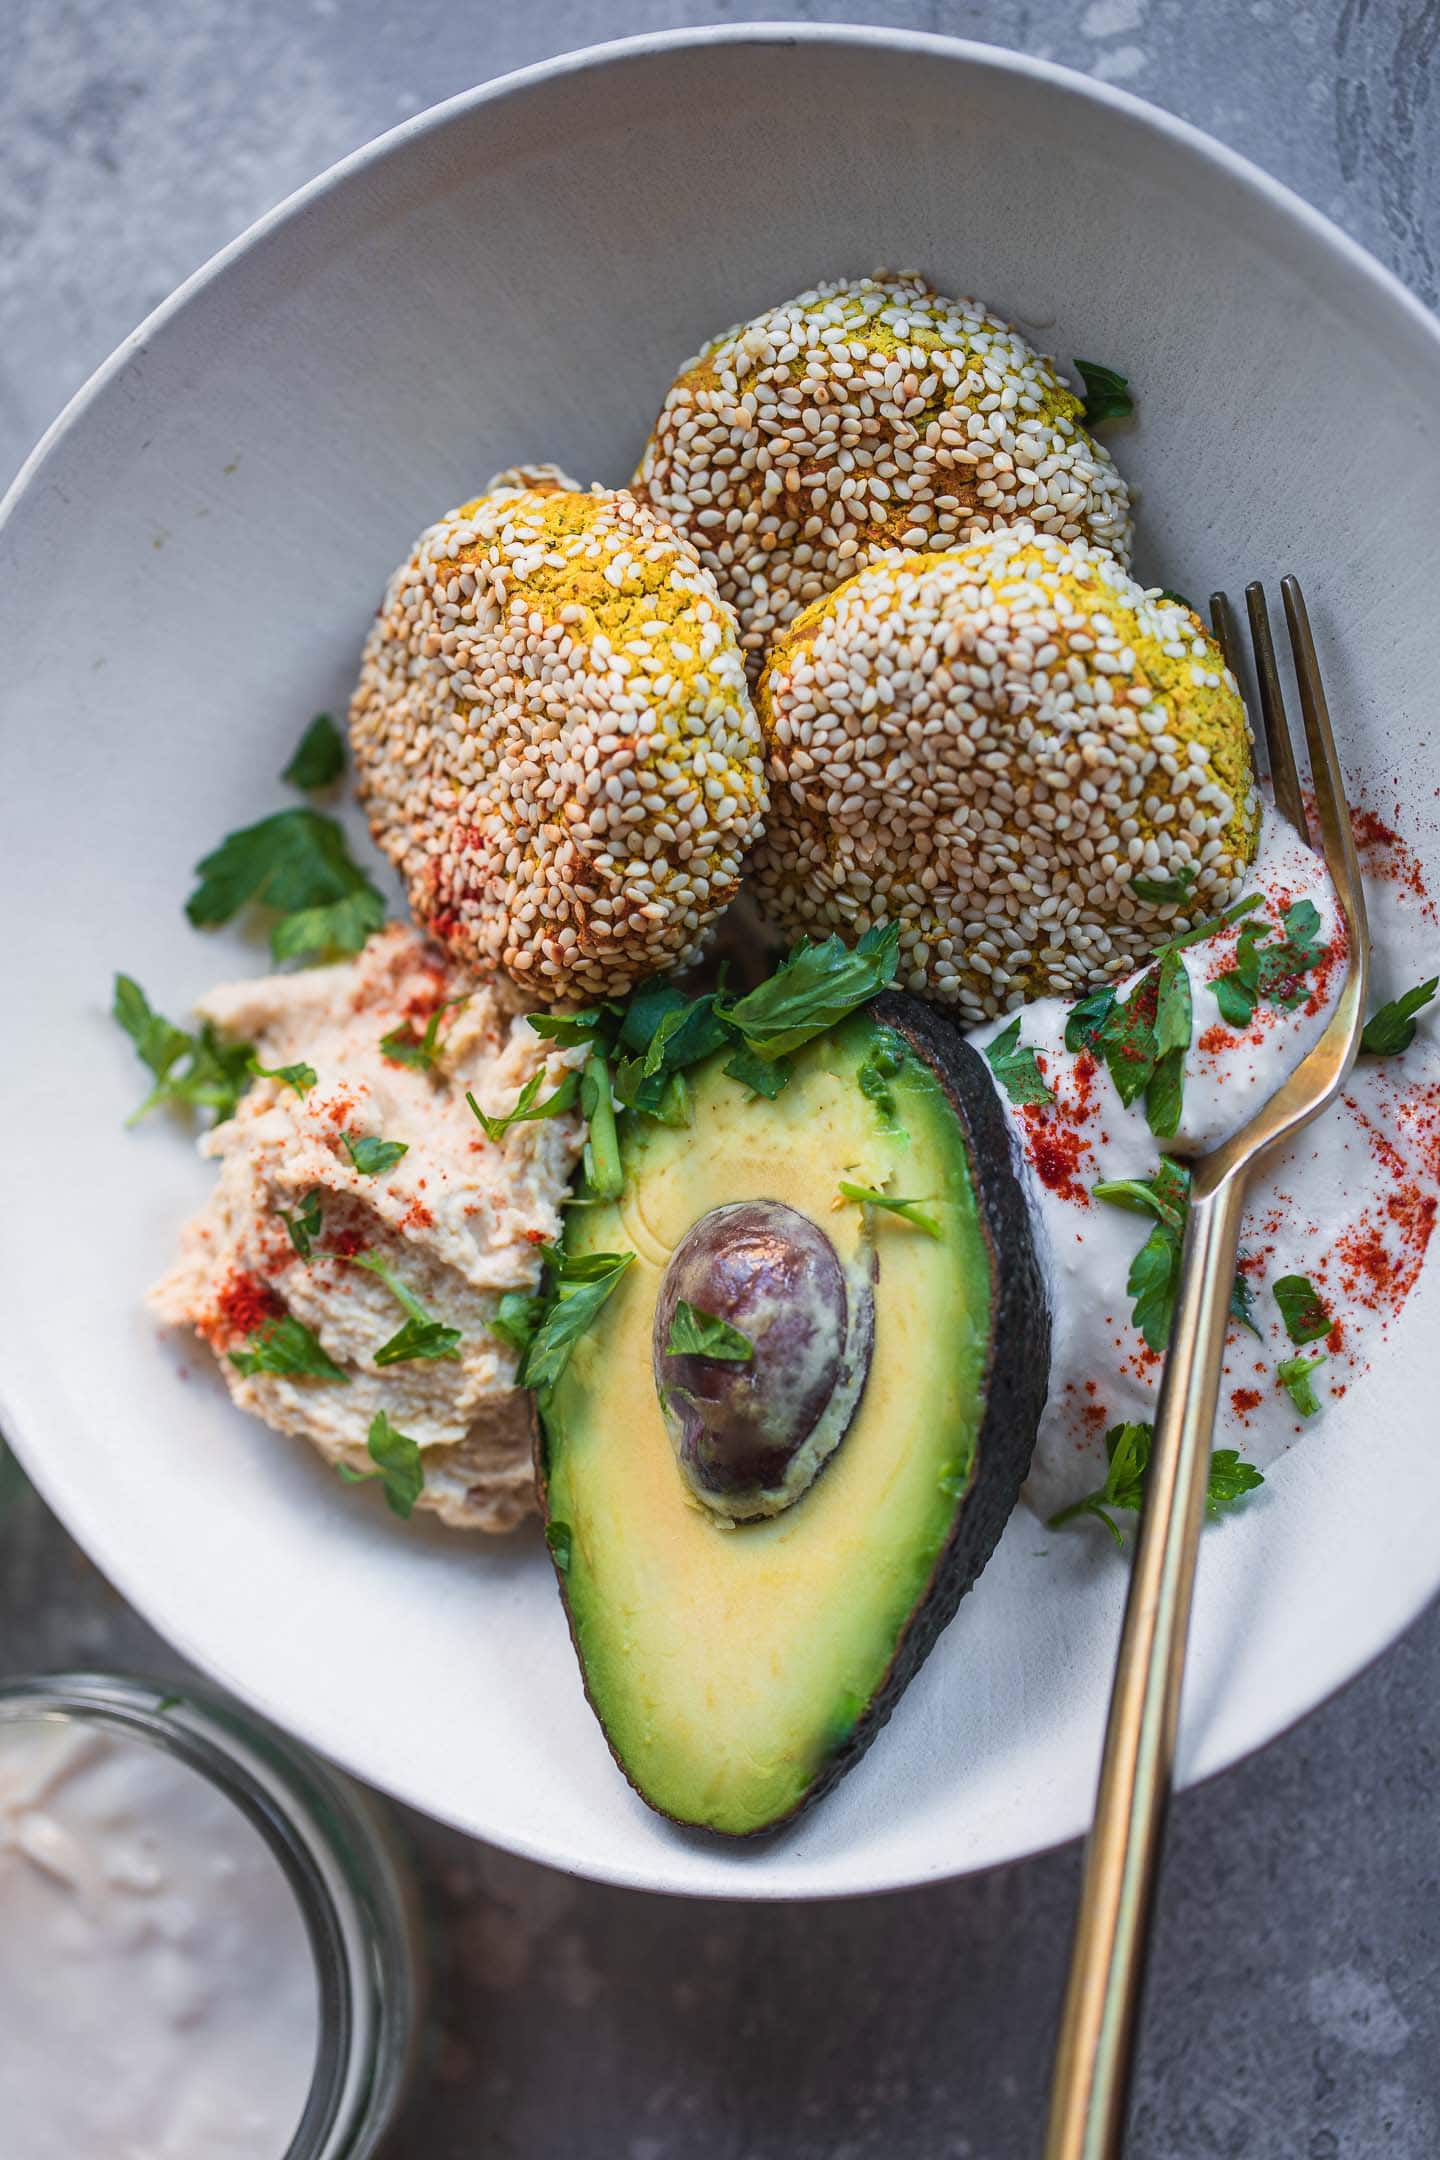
[534, 989, 1051, 1838]
[781, 992, 1052, 1828]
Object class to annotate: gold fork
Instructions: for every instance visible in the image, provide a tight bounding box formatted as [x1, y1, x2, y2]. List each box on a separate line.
[1043, 579, 1369, 2159]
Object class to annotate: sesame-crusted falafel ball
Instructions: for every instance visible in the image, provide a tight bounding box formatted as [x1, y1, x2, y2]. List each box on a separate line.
[750, 528, 1259, 1023]
[635, 273, 1133, 676]
[349, 482, 768, 1002]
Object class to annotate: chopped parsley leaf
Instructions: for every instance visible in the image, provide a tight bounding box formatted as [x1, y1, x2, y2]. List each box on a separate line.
[1210, 899, 1326, 1026]
[343, 1251, 461, 1365]
[1361, 977, 1438, 1056]
[374, 1315, 462, 1367]
[1095, 1159, 1192, 1351]
[281, 713, 346, 791]
[1065, 984, 1117, 1055]
[1095, 967, 1160, 1108]
[1132, 864, 1198, 907]
[1163, 891, 1263, 955]
[1092, 1158, 1190, 1232]
[664, 1301, 755, 1361]
[1073, 358, 1134, 427]
[837, 1182, 942, 1239]
[1230, 1266, 1263, 1339]
[1277, 1350, 1327, 1417]
[488, 1289, 546, 1360]
[1048, 1419, 1263, 1545]
[1207, 1449, 1268, 1513]
[186, 807, 386, 964]
[229, 1312, 348, 1382]
[1211, 916, 1269, 1028]
[337, 1410, 424, 1519]
[1145, 947, 1192, 1139]
[1272, 1272, 1331, 1346]
[113, 974, 254, 1125]
[1256, 898, 1325, 1009]
[857, 1034, 906, 1124]
[520, 1248, 635, 1393]
[342, 1132, 409, 1176]
[717, 922, 899, 1061]
[722, 1044, 791, 1099]
[642, 995, 731, 1077]
[278, 1187, 323, 1260]
[467, 1067, 580, 1142]
[379, 1003, 460, 1074]
[527, 1008, 613, 1047]
[651, 1072, 693, 1127]
[249, 1056, 317, 1095]
[983, 1014, 1053, 1106]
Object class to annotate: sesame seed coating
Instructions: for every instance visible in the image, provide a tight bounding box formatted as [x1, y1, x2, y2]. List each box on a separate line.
[349, 481, 768, 1001]
[750, 527, 1260, 1023]
[635, 272, 1133, 676]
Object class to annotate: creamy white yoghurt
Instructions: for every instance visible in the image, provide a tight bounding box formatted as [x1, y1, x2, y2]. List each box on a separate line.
[0, 1718, 319, 2160]
[968, 806, 1440, 1520]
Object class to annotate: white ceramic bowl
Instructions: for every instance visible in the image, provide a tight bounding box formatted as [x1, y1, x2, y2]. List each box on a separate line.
[3, 26, 1439, 1900]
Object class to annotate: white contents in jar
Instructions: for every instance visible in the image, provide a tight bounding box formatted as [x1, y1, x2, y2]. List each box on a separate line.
[0, 1715, 320, 2160]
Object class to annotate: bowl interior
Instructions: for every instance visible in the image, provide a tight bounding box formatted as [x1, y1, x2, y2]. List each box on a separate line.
[3, 27, 1439, 1898]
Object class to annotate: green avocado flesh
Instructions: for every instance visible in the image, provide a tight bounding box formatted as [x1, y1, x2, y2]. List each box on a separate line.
[537, 995, 1048, 1838]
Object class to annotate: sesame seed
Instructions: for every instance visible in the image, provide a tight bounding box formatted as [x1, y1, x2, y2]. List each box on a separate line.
[634, 274, 1133, 681]
[750, 526, 1259, 1023]
[350, 476, 768, 1001]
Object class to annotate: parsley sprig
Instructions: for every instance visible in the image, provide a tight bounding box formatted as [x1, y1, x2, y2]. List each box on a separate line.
[249, 1056, 317, 1096]
[380, 997, 468, 1074]
[1074, 359, 1134, 427]
[1361, 977, 1438, 1056]
[520, 1247, 635, 1393]
[1277, 1350, 1327, 1418]
[1273, 1272, 1331, 1346]
[278, 1188, 323, 1259]
[1094, 1159, 1191, 1352]
[467, 1066, 581, 1142]
[282, 713, 346, 792]
[347, 1252, 461, 1366]
[187, 807, 386, 964]
[342, 1132, 409, 1176]
[1094, 1162, 1258, 1353]
[337, 1410, 425, 1519]
[228, 1311, 348, 1383]
[983, 1015, 1053, 1107]
[113, 975, 254, 1126]
[716, 923, 900, 1061]
[837, 1182, 942, 1239]
[664, 1301, 755, 1361]
[523, 923, 903, 1203]
[1211, 898, 1326, 1027]
[1060, 897, 1266, 1138]
[1048, 1420, 1263, 1545]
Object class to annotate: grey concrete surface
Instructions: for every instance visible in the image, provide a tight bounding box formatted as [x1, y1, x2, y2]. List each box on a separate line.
[3, 3, 1439, 2154]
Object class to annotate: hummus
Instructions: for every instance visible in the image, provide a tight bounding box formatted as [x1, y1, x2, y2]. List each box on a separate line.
[149, 925, 585, 1531]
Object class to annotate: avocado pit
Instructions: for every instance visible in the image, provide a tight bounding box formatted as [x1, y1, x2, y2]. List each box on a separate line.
[653, 1200, 874, 1523]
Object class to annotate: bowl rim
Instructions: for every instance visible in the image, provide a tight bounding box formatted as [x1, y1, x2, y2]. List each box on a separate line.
[6, 18, 1440, 538]
[4, 21, 1440, 1897]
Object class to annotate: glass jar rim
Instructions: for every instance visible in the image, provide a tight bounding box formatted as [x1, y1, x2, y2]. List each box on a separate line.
[0, 1671, 419, 2160]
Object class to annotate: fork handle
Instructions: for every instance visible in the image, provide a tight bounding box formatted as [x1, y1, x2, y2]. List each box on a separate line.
[1044, 1166, 1250, 2160]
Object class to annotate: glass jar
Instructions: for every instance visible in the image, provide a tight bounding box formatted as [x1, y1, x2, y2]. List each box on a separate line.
[0, 1671, 423, 2159]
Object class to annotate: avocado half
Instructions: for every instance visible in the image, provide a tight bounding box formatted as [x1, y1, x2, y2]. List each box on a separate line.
[536, 992, 1050, 1838]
